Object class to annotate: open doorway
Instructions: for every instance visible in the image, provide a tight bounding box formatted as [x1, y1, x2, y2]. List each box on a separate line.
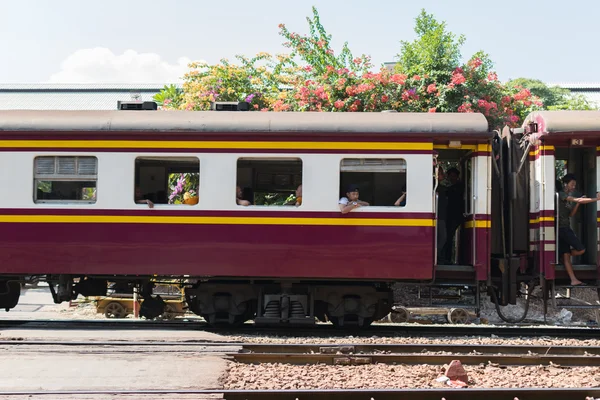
[435, 148, 472, 266]
[554, 147, 598, 267]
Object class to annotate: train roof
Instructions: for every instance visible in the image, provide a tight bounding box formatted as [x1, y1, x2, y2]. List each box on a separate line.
[523, 110, 600, 135]
[0, 110, 490, 137]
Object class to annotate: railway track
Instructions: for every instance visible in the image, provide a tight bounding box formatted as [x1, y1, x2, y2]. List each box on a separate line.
[1, 388, 599, 400]
[4, 340, 600, 367]
[1, 318, 599, 338]
[234, 342, 600, 367]
[3, 341, 600, 399]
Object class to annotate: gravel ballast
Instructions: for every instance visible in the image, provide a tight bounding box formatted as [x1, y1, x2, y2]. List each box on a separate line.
[225, 334, 600, 347]
[224, 362, 600, 389]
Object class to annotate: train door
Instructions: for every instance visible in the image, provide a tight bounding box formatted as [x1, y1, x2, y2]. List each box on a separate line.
[434, 145, 490, 281]
[554, 146, 598, 280]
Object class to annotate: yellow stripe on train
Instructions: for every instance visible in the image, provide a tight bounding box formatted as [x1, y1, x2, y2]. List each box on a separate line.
[0, 215, 435, 227]
[464, 220, 491, 228]
[529, 216, 555, 224]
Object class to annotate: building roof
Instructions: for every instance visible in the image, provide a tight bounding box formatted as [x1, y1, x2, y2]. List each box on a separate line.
[1, 81, 599, 111]
[0, 84, 179, 111]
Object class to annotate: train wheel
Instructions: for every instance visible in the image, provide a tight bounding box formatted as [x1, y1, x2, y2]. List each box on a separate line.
[104, 302, 127, 319]
[390, 307, 410, 323]
[157, 304, 176, 321]
[447, 308, 469, 324]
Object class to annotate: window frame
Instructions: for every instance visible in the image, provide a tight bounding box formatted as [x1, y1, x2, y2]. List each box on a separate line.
[33, 156, 98, 204]
[134, 156, 200, 207]
[339, 157, 408, 210]
[235, 157, 303, 208]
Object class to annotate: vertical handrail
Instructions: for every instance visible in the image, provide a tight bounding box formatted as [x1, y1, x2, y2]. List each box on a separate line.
[433, 163, 439, 267]
[472, 157, 477, 266]
[434, 193, 439, 266]
[555, 192, 560, 265]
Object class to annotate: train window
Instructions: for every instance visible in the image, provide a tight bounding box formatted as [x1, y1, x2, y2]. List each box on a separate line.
[134, 157, 199, 205]
[34, 156, 98, 203]
[236, 158, 302, 206]
[340, 158, 407, 207]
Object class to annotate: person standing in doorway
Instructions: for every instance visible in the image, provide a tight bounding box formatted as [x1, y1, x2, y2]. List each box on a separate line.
[442, 168, 465, 264]
[558, 173, 600, 286]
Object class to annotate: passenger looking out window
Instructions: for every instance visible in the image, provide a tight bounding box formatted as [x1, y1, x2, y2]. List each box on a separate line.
[394, 186, 407, 207]
[339, 184, 369, 214]
[295, 184, 303, 206]
[285, 185, 303, 206]
[236, 186, 251, 206]
[558, 173, 600, 286]
[135, 186, 154, 208]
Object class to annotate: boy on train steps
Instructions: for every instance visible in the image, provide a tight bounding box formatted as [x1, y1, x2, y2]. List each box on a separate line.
[558, 173, 600, 286]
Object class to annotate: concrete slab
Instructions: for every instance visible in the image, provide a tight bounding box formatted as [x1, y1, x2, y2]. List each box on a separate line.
[0, 328, 228, 342]
[0, 344, 232, 393]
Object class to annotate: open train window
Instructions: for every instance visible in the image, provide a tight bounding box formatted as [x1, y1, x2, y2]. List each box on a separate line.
[134, 157, 199, 205]
[236, 158, 302, 206]
[34, 156, 97, 203]
[339, 158, 407, 207]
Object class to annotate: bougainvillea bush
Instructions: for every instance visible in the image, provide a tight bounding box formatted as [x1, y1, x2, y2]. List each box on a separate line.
[160, 8, 547, 128]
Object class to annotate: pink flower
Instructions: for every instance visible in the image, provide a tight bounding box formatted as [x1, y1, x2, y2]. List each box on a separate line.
[457, 103, 473, 113]
[413, 75, 421, 81]
[451, 72, 466, 86]
[381, 95, 389, 103]
[334, 100, 345, 109]
[428, 107, 436, 113]
[426, 84, 437, 94]
[487, 72, 498, 81]
[353, 57, 362, 64]
[390, 74, 407, 85]
[317, 40, 326, 48]
[468, 57, 483, 69]
[513, 88, 532, 101]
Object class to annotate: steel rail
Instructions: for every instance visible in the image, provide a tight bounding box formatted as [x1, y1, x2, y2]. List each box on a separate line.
[0, 319, 598, 337]
[1, 388, 600, 400]
[2, 341, 600, 358]
[232, 352, 600, 366]
[242, 343, 600, 356]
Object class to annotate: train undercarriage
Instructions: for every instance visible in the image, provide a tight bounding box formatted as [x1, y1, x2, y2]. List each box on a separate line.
[4, 272, 598, 326]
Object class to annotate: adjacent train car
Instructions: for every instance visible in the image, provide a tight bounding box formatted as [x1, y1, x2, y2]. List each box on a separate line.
[0, 107, 598, 326]
[493, 111, 600, 318]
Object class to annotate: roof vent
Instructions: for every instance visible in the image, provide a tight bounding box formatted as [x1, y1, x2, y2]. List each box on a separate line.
[210, 101, 250, 111]
[117, 101, 158, 110]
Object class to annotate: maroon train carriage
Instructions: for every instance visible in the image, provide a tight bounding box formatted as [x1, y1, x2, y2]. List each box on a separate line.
[0, 106, 599, 327]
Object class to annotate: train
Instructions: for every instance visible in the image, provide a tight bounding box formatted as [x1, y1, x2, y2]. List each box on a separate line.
[0, 104, 599, 326]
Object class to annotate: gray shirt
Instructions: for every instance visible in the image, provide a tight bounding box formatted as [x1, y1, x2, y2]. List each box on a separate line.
[558, 191, 573, 228]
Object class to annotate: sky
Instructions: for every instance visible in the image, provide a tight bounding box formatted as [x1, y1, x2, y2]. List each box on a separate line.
[0, 0, 597, 84]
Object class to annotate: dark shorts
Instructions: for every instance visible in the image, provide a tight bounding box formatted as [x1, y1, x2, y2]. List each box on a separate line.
[558, 227, 585, 255]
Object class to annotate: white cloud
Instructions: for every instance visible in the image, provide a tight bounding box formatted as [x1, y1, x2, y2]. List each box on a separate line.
[47, 48, 198, 83]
